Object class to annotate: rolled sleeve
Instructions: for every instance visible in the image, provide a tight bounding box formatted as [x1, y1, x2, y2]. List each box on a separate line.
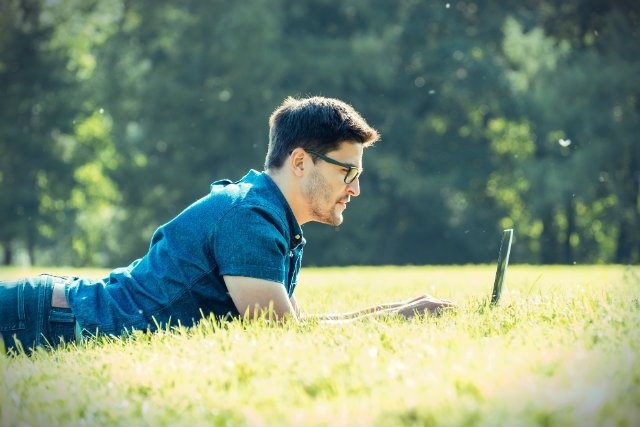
[213, 204, 289, 284]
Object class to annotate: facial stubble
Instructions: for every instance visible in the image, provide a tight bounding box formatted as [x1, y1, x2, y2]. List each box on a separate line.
[303, 169, 346, 226]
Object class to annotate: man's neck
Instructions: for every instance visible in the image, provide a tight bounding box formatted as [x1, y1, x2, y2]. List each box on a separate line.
[265, 169, 310, 225]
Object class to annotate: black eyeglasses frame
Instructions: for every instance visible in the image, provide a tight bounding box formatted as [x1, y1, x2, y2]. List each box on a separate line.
[306, 149, 363, 184]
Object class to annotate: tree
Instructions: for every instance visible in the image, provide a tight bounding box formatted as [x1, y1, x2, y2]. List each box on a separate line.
[495, 3, 640, 263]
[0, 0, 78, 265]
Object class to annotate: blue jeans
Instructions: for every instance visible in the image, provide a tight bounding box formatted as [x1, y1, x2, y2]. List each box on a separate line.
[0, 274, 77, 355]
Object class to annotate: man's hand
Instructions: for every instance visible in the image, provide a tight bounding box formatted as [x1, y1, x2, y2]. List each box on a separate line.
[394, 295, 457, 318]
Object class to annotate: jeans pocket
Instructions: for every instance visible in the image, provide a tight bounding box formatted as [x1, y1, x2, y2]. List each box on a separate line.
[48, 308, 76, 345]
[49, 309, 75, 323]
[0, 281, 26, 331]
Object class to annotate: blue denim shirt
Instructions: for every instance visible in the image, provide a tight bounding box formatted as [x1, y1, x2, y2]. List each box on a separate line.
[67, 170, 305, 336]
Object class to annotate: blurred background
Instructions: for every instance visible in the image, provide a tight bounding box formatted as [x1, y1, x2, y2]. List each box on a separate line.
[0, 0, 638, 267]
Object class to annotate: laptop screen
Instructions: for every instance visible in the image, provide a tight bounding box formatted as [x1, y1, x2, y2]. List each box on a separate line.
[491, 229, 513, 305]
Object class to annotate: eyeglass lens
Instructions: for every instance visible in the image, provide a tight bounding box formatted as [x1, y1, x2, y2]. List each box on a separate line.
[346, 168, 359, 184]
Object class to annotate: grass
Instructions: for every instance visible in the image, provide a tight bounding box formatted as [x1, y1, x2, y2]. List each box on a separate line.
[1, 265, 639, 427]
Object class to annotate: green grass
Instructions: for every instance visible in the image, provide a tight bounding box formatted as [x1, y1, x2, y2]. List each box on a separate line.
[1, 265, 639, 427]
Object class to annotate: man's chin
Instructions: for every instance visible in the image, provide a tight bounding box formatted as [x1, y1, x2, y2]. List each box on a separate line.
[316, 212, 343, 226]
[331, 212, 344, 226]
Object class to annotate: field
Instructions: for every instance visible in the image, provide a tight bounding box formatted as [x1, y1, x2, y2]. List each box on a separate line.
[1, 265, 639, 427]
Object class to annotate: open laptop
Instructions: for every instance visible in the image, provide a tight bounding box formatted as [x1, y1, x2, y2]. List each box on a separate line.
[490, 228, 514, 306]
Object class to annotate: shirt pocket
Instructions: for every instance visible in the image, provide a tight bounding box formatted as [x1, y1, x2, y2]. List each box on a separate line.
[0, 280, 26, 331]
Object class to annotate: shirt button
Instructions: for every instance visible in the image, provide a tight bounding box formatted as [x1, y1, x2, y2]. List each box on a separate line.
[294, 234, 300, 240]
[290, 251, 293, 257]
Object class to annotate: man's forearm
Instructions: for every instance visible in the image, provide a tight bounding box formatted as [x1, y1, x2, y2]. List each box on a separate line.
[300, 296, 427, 321]
[298, 295, 454, 323]
[299, 300, 417, 323]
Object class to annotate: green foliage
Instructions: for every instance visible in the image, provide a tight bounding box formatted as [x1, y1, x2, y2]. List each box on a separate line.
[0, 0, 78, 264]
[1, 265, 639, 426]
[1, 0, 639, 266]
[502, 16, 571, 93]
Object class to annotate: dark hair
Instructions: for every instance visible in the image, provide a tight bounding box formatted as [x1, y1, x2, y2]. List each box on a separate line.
[264, 96, 379, 170]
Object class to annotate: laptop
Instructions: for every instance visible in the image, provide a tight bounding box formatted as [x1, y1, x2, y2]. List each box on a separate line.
[490, 229, 514, 306]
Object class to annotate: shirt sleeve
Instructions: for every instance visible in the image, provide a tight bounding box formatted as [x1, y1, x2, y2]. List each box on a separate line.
[213, 204, 289, 284]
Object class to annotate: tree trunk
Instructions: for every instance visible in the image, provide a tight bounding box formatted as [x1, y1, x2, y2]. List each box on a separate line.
[540, 210, 558, 264]
[26, 225, 37, 266]
[2, 242, 13, 266]
[564, 199, 575, 264]
[615, 222, 632, 264]
[615, 144, 640, 264]
[27, 241, 36, 266]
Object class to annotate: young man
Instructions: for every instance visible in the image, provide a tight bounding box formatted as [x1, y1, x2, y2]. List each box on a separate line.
[0, 96, 454, 354]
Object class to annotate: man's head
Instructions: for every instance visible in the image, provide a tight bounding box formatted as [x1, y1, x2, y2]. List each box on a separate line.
[264, 96, 379, 170]
[264, 97, 379, 226]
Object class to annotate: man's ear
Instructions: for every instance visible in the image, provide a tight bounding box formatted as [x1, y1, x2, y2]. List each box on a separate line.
[289, 147, 307, 178]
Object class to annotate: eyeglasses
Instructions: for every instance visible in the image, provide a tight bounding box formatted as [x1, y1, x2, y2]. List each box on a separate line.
[306, 150, 363, 184]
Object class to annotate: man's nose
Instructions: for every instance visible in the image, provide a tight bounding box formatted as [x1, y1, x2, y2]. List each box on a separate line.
[346, 177, 360, 197]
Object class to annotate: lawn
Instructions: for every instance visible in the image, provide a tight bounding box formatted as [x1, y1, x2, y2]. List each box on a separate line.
[1, 265, 639, 427]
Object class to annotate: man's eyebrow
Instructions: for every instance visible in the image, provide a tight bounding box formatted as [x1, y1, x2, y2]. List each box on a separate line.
[338, 158, 361, 168]
[329, 157, 357, 168]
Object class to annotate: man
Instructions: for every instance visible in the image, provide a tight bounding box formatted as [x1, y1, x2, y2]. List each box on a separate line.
[0, 96, 454, 354]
